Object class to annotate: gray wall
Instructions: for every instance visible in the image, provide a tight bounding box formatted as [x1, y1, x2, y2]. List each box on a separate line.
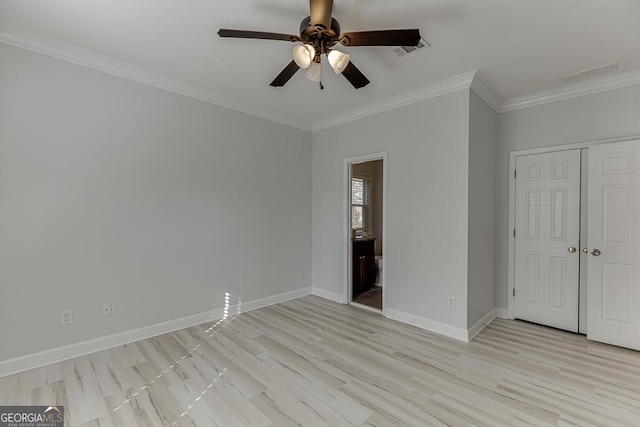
[0, 44, 312, 361]
[467, 91, 498, 327]
[312, 90, 471, 329]
[7, 35, 638, 361]
[496, 85, 640, 309]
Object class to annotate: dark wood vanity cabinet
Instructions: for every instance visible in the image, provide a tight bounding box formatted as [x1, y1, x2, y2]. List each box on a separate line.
[352, 238, 376, 297]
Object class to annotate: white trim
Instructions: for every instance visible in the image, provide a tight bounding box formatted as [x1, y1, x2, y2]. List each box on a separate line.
[4, 20, 640, 127]
[0, 287, 311, 378]
[343, 152, 388, 313]
[381, 158, 388, 312]
[311, 287, 344, 304]
[344, 160, 353, 305]
[349, 301, 383, 314]
[0, 24, 482, 133]
[314, 70, 477, 132]
[500, 68, 640, 113]
[507, 148, 516, 319]
[239, 287, 311, 313]
[384, 308, 469, 342]
[495, 308, 509, 319]
[470, 70, 502, 113]
[467, 309, 497, 341]
[0, 311, 213, 379]
[0, 23, 311, 132]
[507, 135, 640, 320]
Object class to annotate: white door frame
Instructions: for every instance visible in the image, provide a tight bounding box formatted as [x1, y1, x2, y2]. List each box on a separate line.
[507, 135, 640, 320]
[343, 152, 388, 313]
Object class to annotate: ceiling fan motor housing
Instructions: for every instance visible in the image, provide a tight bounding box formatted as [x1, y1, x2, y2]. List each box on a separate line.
[299, 16, 341, 46]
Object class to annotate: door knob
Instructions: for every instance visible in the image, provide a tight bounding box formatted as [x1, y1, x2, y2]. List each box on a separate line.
[582, 247, 588, 254]
[590, 249, 601, 256]
[568, 247, 577, 254]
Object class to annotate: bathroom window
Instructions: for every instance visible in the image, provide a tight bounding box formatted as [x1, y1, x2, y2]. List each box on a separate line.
[351, 176, 370, 230]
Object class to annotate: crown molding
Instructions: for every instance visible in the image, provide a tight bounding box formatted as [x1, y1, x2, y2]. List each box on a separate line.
[0, 23, 312, 131]
[312, 70, 478, 132]
[4, 22, 639, 130]
[470, 69, 502, 113]
[500, 68, 640, 113]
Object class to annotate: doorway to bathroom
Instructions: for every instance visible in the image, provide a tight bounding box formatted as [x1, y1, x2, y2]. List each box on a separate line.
[344, 153, 386, 313]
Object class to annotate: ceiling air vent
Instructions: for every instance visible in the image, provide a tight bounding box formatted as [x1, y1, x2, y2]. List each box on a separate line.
[562, 62, 618, 85]
[393, 38, 431, 57]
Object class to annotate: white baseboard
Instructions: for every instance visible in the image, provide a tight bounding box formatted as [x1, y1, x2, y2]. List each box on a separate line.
[467, 309, 497, 342]
[311, 287, 345, 304]
[384, 308, 469, 342]
[0, 287, 312, 378]
[349, 302, 382, 314]
[312, 291, 483, 343]
[239, 287, 311, 313]
[495, 307, 509, 319]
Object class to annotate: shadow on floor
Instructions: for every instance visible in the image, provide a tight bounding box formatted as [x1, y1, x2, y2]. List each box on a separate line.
[353, 286, 382, 310]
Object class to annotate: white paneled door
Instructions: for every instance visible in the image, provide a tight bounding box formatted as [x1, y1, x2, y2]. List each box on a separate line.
[587, 141, 640, 350]
[514, 150, 581, 332]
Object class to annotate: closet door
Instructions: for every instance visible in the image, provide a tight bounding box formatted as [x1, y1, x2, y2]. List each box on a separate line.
[587, 140, 640, 350]
[514, 150, 581, 332]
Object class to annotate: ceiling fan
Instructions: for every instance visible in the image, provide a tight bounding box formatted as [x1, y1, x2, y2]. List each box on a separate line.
[218, 0, 421, 89]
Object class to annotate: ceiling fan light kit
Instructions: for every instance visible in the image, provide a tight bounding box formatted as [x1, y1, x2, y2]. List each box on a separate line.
[327, 49, 350, 74]
[293, 43, 315, 68]
[305, 61, 323, 82]
[218, 0, 421, 89]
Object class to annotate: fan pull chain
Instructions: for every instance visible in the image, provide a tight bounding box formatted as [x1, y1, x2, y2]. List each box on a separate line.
[319, 81, 324, 90]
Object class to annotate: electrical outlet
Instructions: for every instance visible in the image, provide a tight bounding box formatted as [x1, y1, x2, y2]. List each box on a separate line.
[102, 303, 112, 317]
[297, 269, 303, 278]
[61, 309, 74, 325]
[447, 296, 456, 309]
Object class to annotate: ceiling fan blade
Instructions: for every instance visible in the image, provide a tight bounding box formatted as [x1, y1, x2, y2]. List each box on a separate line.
[339, 29, 421, 47]
[342, 61, 370, 89]
[309, 0, 334, 29]
[218, 29, 300, 42]
[270, 61, 301, 87]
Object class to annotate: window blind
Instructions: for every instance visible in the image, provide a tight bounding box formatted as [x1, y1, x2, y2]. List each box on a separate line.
[352, 177, 370, 230]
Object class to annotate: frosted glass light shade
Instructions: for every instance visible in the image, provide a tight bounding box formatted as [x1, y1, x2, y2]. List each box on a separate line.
[305, 61, 323, 81]
[292, 44, 315, 69]
[327, 50, 350, 74]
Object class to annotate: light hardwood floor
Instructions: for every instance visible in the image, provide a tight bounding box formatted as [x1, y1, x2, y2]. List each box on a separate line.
[2, 295, 640, 426]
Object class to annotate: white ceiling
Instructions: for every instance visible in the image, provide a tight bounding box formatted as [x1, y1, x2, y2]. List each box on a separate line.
[1, 0, 640, 128]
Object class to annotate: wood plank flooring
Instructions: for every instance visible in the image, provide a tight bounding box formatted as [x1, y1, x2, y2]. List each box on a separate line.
[1, 295, 640, 426]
